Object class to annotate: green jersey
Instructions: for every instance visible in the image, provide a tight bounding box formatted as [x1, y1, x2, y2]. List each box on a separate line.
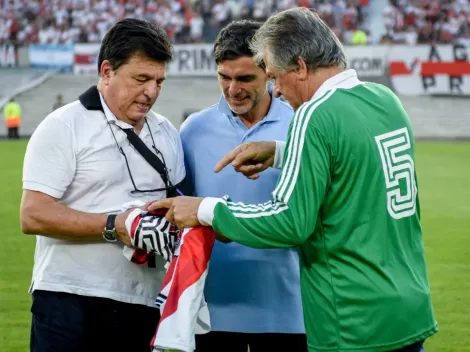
[204, 71, 438, 351]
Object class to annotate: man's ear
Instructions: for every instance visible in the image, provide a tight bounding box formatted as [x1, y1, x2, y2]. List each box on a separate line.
[295, 57, 308, 81]
[100, 60, 113, 85]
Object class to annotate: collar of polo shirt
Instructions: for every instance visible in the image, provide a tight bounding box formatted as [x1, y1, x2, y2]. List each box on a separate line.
[78, 85, 166, 133]
[312, 69, 361, 101]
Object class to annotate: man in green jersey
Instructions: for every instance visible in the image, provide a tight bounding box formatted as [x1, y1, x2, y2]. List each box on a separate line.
[147, 7, 438, 352]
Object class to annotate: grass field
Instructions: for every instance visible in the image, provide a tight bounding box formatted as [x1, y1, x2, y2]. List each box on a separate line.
[0, 140, 469, 352]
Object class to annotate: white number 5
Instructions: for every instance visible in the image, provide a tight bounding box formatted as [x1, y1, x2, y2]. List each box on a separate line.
[375, 127, 417, 219]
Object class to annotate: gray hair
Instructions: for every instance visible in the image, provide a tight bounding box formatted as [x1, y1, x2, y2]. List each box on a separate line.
[250, 8, 347, 73]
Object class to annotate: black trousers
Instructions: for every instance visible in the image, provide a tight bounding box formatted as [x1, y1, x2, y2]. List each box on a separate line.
[195, 331, 308, 352]
[391, 340, 425, 352]
[8, 127, 19, 139]
[30, 290, 160, 352]
[195, 331, 424, 352]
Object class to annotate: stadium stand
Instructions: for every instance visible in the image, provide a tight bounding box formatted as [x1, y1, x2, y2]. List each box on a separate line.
[0, 0, 370, 45]
[2, 0, 470, 46]
[1, 2, 469, 139]
[381, 0, 470, 44]
[0, 69, 44, 101]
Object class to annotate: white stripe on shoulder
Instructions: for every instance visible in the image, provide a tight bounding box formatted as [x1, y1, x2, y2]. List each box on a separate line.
[228, 89, 336, 219]
[274, 89, 336, 202]
[273, 102, 310, 199]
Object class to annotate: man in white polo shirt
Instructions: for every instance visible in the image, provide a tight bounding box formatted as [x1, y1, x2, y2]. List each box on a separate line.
[20, 19, 185, 352]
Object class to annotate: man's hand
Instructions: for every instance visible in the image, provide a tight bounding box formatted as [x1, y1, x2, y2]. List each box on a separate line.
[148, 196, 204, 230]
[115, 209, 135, 247]
[148, 198, 232, 244]
[114, 202, 153, 247]
[214, 141, 276, 179]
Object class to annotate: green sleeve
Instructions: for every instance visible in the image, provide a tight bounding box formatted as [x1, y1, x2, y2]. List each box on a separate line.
[212, 104, 333, 248]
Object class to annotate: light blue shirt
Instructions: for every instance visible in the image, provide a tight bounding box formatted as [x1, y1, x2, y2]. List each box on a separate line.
[180, 88, 305, 333]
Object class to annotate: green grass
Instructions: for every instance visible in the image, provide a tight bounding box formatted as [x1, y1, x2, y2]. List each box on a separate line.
[0, 141, 36, 352]
[0, 140, 469, 352]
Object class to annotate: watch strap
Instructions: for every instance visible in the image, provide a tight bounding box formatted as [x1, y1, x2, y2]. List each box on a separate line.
[106, 214, 117, 231]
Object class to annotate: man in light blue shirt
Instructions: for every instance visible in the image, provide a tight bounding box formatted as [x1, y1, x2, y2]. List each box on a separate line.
[180, 20, 306, 352]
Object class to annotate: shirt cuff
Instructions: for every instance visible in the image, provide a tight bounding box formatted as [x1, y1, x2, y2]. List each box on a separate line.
[197, 197, 226, 226]
[273, 141, 286, 169]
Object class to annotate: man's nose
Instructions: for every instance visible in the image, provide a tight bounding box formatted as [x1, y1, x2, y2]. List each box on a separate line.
[228, 81, 241, 96]
[144, 81, 158, 100]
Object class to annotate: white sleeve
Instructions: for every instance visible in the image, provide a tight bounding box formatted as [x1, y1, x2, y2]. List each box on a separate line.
[273, 140, 287, 169]
[23, 116, 76, 199]
[197, 197, 226, 226]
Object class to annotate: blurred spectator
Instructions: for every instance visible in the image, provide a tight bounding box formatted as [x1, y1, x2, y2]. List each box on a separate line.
[1, 0, 369, 45]
[351, 28, 368, 44]
[52, 94, 65, 111]
[189, 7, 205, 42]
[211, 0, 231, 27]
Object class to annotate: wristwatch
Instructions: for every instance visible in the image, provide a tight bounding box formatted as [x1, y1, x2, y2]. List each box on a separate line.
[102, 214, 118, 242]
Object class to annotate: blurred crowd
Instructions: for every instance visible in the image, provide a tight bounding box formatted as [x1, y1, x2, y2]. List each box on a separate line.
[381, 0, 470, 45]
[0, 0, 369, 45]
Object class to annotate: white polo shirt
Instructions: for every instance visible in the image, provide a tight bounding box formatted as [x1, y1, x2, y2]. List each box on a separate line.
[23, 91, 185, 307]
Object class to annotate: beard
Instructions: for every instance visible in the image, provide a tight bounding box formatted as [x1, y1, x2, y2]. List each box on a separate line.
[225, 92, 263, 115]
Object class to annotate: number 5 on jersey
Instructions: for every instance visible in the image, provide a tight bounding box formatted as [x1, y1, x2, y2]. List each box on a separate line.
[375, 127, 417, 219]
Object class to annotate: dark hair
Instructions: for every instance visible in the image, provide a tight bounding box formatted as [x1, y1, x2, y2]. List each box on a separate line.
[213, 20, 262, 65]
[98, 18, 172, 75]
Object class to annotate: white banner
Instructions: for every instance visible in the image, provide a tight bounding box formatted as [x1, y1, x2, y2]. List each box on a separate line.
[344, 46, 388, 77]
[29, 44, 74, 72]
[167, 44, 387, 77]
[167, 44, 216, 77]
[389, 44, 470, 96]
[72, 43, 387, 78]
[74, 43, 217, 76]
[0, 44, 17, 68]
[74, 43, 101, 75]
